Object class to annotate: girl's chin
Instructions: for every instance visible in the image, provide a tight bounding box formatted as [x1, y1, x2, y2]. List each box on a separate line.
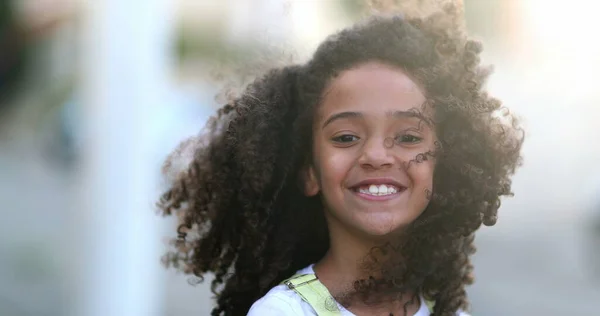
[351, 213, 421, 238]
[355, 222, 411, 239]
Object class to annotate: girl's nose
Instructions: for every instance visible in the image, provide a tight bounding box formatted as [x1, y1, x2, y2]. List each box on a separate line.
[358, 137, 395, 169]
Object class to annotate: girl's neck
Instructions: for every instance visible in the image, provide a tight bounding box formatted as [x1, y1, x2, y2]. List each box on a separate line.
[313, 219, 394, 291]
[313, 226, 420, 316]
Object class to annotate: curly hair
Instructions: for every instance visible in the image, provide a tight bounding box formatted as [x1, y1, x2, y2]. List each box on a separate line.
[158, 4, 524, 316]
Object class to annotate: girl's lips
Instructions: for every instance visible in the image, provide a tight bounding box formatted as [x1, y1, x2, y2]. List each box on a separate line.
[349, 187, 406, 201]
[347, 178, 408, 202]
[350, 178, 406, 190]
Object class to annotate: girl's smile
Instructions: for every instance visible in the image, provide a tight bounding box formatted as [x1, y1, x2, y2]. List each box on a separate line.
[348, 178, 407, 201]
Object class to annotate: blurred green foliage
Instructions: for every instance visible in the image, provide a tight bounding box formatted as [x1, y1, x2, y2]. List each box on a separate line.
[175, 26, 261, 64]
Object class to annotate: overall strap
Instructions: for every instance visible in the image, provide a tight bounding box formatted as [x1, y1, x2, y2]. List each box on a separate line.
[425, 300, 435, 313]
[281, 274, 342, 316]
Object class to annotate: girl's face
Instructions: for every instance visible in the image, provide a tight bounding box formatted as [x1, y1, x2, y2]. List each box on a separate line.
[305, 62, 436, 237]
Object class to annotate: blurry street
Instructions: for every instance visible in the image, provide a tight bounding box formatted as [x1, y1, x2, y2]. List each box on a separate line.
[1, 1, 600, 316]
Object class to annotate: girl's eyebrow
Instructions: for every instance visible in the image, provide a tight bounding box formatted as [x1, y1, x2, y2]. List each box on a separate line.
[322, 111, 362, 129]
[322, 109, 431, 129]
[386, 110, 432, 126]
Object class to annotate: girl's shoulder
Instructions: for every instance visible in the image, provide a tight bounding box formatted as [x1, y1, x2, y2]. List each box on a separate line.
[248, 265, 321, 315]
[247, 283, 316, 316]
[248, 284, 471, 316]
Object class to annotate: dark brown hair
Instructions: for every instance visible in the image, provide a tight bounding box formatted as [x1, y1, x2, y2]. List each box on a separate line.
[158, 4, 524, 316]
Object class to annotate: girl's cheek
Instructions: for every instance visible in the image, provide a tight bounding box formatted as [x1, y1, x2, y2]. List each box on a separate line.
[407, 159, 435, 188]
[320, 151, 351, 180]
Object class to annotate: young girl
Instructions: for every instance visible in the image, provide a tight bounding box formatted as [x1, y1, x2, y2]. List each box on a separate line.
[159, 3, 523, 316]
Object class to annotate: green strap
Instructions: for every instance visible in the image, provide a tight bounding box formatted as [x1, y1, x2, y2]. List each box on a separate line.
[282, 274, 342, 316]
[425, 299, 435, 313]
[282, 273, 436, 315]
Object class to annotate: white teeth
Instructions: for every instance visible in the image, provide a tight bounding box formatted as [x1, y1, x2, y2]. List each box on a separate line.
[369, 185, 379, 194]
[358, 184, 400, 196]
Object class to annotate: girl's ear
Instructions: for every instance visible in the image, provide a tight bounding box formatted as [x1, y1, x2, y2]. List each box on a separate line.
[301, 164, 320, 196]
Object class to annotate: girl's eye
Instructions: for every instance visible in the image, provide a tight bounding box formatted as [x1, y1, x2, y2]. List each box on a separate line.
[332, 134, 360, 143]
[395, 134, 422, 144]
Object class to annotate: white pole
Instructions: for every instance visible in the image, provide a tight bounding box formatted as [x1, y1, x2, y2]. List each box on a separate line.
[74, 0, 173, 315]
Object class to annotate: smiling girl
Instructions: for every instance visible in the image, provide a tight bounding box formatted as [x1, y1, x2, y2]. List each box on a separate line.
[158, 3, 524, 316]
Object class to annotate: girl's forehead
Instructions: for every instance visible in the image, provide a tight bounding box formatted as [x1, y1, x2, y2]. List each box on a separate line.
[318, 62, 428, 118]
[330, 62, 422, 92]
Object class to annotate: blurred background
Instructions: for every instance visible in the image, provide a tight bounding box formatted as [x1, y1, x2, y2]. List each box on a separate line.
[0, 0, 599, 315]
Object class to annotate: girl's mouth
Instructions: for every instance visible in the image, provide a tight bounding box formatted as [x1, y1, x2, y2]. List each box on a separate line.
[349, 182, 407, 201]
[354, 184, 402, 196]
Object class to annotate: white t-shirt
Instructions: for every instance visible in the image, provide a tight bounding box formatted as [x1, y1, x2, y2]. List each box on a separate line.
[247, 264, 469, 316]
